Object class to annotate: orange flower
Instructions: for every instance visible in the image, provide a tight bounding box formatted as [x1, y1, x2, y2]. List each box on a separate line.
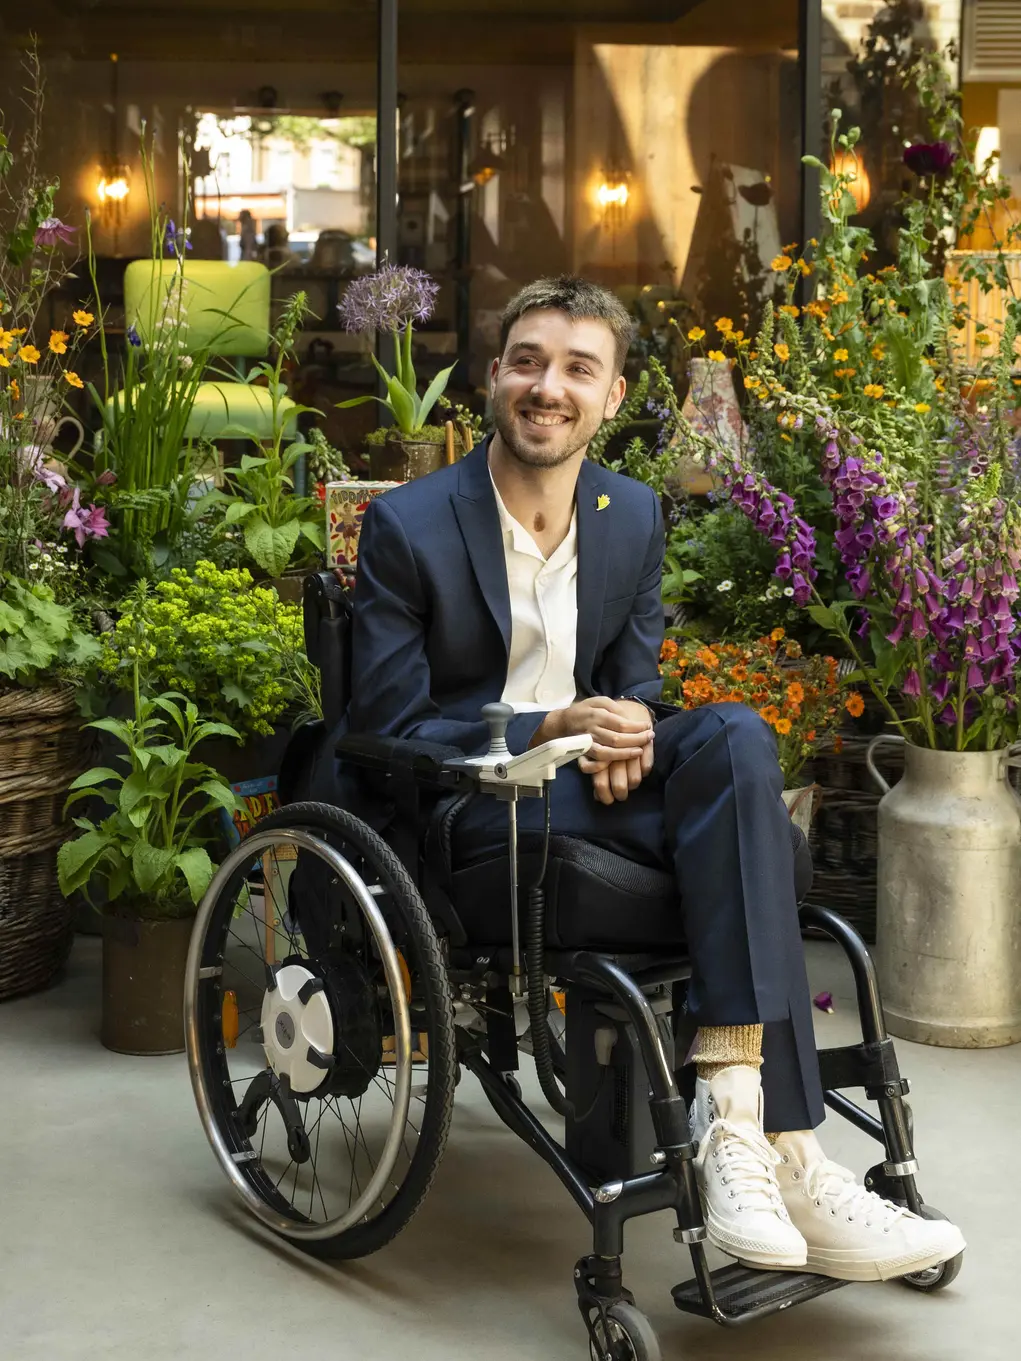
[11, 378, 20, 401]
[786, 681, 805, 705]
[17, 344, 40, 364]
[696, 647, 720, 670]
[833, 735, 844, 754]
[774, 718, 792, 735]
[660, 639, 679, 661]
[48, 330, 69, 355]
[845, 692, 865, 718]
[760, 705, 781, 726]
[770, 628, 785, 643]
[63, 370, 84, 389]
[73, 309, 94, 328]
[731, 665, 748, 682]
[806, 729, 816, 742]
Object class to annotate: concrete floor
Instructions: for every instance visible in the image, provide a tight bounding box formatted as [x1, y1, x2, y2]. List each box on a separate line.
[1, 937, 1016, 1361]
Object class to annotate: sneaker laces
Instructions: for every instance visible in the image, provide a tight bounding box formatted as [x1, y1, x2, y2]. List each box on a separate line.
[704, 1118, 786, 1215]
[802, 1158, 909, 1228]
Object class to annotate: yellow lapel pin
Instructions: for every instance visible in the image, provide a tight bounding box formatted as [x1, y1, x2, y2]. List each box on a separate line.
[596, 493, 610, 511]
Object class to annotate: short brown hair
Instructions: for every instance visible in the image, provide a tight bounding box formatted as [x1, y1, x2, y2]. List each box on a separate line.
[500, 275, 635, 375]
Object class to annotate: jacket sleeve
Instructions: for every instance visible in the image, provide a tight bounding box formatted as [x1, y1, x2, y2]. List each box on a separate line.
[597, 485, 665, 705]
[346, 496, 547, 756]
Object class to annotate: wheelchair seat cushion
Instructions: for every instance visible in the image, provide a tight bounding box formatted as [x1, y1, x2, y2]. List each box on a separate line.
[447, 820, 811, 951]
[450, 835, 684, 950]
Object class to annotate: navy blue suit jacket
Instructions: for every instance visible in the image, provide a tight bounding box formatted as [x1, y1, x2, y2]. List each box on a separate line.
[347, 440, 665, 757]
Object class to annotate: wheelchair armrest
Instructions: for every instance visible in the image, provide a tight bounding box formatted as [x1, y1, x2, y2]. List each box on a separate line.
[335, 733, 476, 792]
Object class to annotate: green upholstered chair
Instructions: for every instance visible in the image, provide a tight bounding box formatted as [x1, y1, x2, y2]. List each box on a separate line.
[121, 259, 297, 442]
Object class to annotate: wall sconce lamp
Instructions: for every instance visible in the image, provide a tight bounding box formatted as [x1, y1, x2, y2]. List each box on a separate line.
[97, 53, 130, 247]
[597, 177, 630, 210]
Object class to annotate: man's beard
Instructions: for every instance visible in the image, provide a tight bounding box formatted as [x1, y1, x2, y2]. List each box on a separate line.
[492, 388, 604, 469]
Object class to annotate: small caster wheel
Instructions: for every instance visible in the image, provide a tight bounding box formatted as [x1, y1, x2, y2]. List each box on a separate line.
[588, 1302, 661, 1361]
[899, 1206, 964, 1293]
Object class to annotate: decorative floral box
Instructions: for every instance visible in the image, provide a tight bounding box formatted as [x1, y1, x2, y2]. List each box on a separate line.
[325, 480, 402, 568]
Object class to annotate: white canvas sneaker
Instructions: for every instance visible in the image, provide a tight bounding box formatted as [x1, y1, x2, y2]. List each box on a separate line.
[689, 1066, 808, 1269]
[766, 1130, 967, 1282]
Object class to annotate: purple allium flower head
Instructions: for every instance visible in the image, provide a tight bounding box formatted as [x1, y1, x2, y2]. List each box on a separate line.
[338, 263, 439, 334]
[34, 216, 77, 247]
[903, 141, 956, 178]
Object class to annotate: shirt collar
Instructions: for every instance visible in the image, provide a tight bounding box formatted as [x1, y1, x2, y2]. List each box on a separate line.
[489, 470, 577, 565]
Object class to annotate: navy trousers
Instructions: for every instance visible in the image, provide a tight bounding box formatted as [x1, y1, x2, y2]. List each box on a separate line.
[452, 703, 825, 1134]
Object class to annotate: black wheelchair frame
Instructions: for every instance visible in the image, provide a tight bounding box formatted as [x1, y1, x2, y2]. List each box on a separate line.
[233, 568, 957, 1354]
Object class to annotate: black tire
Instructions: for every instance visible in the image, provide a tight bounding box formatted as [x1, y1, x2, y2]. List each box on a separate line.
[899, 1206, 965, 1293]
[589, 1303, 662, 1361]
[187, 801, 457, 1261]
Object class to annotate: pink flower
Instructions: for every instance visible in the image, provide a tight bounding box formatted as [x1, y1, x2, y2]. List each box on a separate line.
[34, 216, 77, 247]
[62, 489, 110, 547]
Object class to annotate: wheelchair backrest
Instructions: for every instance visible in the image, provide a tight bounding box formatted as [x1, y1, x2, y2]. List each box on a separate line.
[303, 569, 355, 730]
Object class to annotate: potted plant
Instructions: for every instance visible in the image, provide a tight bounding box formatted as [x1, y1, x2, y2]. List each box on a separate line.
[658, 630, 860, 832]
[0, 49, 112, 999]
[218, 291, 325, 586]
[673, 95, 1021, 1046]
[57, 663, 240, 1053]
[336, 263, 459, 481]
[93, 564, 321, 782]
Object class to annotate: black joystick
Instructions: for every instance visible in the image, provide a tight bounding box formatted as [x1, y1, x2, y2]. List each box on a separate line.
[481, 702, 514, 759]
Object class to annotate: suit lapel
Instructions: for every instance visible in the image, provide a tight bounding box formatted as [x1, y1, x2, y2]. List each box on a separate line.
[451, 441, 512, 661]
[574, 458, 611, 692]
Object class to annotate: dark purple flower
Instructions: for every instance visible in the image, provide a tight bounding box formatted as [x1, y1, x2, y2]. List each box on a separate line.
[34, 216, 77, 247]
[903, 141, 956, 177]
[126, 323, 141, 347]
[338, 263, 439, 334]
[813, 991, 834, 1014]
[902, 669, 922, 699]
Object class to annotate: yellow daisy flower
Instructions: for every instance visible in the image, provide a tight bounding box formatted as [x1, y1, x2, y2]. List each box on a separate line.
[833, 348, 849, 362]
[914, 402, 931, 413]
[863, 383, 885, 399]
[771, 255, 792, 272]
[17, 344, 41, 364]
[63, 370, 85, 389]
[778, 304, 800, 317]
[707, 349, 726, 362]
[48, 330, 69, 355]
[773, 343, 790, 361]
[687, 326, 706, 342]
[72, 309, 94, 328]
[715, 316, 733, 333]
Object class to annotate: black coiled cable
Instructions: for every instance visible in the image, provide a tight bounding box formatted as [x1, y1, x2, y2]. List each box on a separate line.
[524, 785, 573, 1118]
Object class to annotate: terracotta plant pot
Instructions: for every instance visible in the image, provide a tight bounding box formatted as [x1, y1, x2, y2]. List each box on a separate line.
[368, 429, 463, 482]
[101, 913, 194, 1055]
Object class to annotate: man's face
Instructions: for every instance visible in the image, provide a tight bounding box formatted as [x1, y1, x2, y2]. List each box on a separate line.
[490, 310, 626, 469]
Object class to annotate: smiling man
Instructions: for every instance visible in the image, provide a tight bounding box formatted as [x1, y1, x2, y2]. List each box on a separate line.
[346, 276, 963, 1282]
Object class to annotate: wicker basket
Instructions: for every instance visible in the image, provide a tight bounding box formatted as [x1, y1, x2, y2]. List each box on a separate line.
[800, 730, 906, 942]
[0, 686, 89, 1001]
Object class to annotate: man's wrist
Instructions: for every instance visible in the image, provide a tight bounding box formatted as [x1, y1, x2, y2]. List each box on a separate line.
[529, 708, 565, 748]
[619, 694, 657, 726]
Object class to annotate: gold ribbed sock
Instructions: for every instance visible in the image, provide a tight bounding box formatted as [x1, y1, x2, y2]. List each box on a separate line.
[694, 1024, 764, 1082]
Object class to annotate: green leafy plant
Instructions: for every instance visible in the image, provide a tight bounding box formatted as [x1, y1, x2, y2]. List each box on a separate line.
[335, 264, 455, 437]
[57, 666, 240, 919]
[96, 564, 321, 738]
[0, 578, 100, 688]
[218, 291, 324, 577]
[79, 132, 239, 580]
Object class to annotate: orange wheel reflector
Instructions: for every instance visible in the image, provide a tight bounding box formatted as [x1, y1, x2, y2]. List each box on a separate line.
[553, 989, 566, 1015]
[396, 950, 412, 1001]
[222, 989, 239, 1049]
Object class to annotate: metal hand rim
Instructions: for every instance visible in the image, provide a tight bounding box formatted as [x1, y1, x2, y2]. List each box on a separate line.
[184, 826, 414, 1240]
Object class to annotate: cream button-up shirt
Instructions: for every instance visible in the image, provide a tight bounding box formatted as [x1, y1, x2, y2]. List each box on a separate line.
[490, 474, 579, 714]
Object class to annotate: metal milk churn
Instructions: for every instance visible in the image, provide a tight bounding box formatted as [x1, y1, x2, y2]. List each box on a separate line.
[867, 737, 1021, 1048]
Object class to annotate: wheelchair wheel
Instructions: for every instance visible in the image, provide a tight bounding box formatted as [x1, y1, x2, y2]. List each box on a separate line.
[185, 801, 457, 1259]
[899, 1206, 964, 1293]
[588, 1302, 661, 1361]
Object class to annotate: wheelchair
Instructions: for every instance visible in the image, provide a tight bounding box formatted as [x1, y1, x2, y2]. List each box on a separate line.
[184, 569, 963, 1361]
